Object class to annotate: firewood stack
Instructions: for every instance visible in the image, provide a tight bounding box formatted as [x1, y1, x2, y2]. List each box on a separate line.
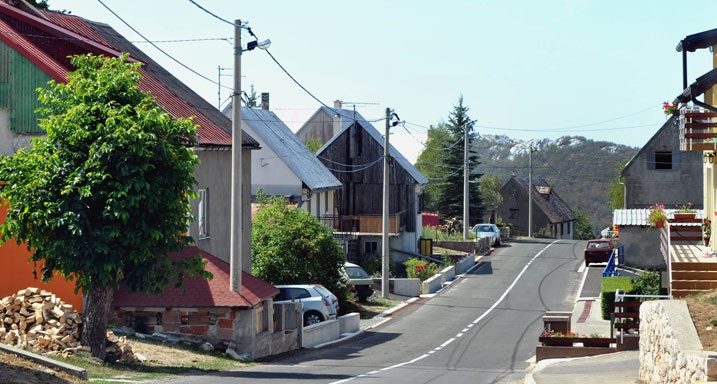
[0, 287, 82, 357]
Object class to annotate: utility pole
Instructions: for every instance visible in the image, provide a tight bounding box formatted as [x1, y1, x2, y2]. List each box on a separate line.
[528, 142, 533, 238]
[382, 107, 390, 299]
[462, 123, 469, 240]
[229, 19, 243, 293]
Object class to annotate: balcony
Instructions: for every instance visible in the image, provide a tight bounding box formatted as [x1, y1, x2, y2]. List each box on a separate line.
[679, 107, 717, 151]
[319, 211, 405, 234]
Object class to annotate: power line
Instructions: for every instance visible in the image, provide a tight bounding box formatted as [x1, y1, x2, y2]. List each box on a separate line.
[96, 0, 231, 90]
[186, 0, 236, 27]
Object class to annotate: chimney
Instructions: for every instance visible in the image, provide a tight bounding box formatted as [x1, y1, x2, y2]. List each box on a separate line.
[333, 99, 342, 109]
[261, 92, 269, 110]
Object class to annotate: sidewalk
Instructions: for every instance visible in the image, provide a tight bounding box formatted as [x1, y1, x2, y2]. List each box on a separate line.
[526, 266, 642, 384]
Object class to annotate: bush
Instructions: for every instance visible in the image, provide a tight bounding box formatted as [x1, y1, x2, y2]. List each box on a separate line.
[404, 258, 439, 281]
[600, 276, 633, 320]
[632, 271, 661, 296]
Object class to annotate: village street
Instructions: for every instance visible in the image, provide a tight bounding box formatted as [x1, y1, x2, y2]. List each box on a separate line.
[159, 239, 586, 384]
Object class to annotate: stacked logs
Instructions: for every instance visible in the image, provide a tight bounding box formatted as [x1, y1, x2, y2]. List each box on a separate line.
[0, 287, 82, 357]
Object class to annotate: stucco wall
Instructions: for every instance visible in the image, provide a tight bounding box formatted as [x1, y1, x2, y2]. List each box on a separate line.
[619, 227, 666, 270]
[639, 300, 715, 383]
[623, 117, 703, 209]
[244, 123, 303, 197]
[192, 149, 252, 271]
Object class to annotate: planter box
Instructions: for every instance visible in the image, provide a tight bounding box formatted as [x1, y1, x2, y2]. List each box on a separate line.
[538, 336, 614, 348]
[581, 337, 614, 348]
[673, 213, 696, 220]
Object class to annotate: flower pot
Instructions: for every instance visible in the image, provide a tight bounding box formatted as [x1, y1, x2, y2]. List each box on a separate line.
[706, 237, 711, 247]
[655, 220, 665, 228]
[674, 213, 696, 220]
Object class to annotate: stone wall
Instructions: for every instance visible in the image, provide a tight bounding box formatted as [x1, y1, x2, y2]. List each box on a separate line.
[639, 300, 716, 383]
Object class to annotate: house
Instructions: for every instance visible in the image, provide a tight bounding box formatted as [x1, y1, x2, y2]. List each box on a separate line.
[621, 115, 702, 208]
[222, 94, 342, 219]
[297, 101, 428, 263]
[0, 2, 294, 359]
[498, 175, 576, 239]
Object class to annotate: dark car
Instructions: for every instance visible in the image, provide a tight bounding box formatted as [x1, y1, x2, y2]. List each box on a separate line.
[344, 262, 374, 302]
[584, 240, 614, 266]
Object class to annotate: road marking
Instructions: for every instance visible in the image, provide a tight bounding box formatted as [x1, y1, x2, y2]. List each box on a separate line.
[456, 332, 464, 338]
[328, 240, 559, 384]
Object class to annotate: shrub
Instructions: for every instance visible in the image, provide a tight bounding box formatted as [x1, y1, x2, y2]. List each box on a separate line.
[404, 258, 439, 281]
[632, 271, 661, 296]
[600, 276, 633, 320]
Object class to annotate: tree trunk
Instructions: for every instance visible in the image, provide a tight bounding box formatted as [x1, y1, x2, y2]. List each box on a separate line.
[81, 285, 114, 360]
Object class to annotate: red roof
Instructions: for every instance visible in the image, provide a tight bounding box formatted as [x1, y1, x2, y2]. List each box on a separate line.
[0, 4, 251, 147]
[113, 246, 278, 309]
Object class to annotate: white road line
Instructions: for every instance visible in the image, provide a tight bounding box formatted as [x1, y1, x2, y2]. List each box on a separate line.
[575, 262, 590, 303]
[328, 240, 559, 384]
[456, 333, 464, 338]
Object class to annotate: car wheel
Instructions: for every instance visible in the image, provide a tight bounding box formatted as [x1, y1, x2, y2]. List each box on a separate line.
[495, 238, 501, 247]
[303, 310, 324, 326]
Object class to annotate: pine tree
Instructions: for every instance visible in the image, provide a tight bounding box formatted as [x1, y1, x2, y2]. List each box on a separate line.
[436, 96, 483, 226]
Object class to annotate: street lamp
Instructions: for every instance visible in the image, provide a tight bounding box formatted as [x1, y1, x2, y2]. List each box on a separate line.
[230, 20, 269, 293]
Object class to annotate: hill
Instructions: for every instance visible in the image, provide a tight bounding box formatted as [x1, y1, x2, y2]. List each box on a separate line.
[472, 134, 638, 233]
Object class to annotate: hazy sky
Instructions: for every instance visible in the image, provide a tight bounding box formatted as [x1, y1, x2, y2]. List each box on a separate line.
[51, 0, 716, 163]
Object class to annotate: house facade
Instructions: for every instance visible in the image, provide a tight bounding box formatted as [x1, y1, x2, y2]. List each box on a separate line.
[498, 175, 576, 239]
[621, 115, 702, 209]
[297, 101, 428, 264]
[222, 95, 342, 220]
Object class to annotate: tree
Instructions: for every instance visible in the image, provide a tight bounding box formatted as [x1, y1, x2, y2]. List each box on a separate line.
[0, 54, 208, 359]
[415, 123, 451, 212]
[479, 174, 503, 223]
[246, 84, 259, 108]
[607, 159, 628, 209]
[573, 210, 595, 240]
[252, 196, 347, 308]
[304, 135, 323, 153]
[436, 96, 483, 225]
[27, 0, 49, 9]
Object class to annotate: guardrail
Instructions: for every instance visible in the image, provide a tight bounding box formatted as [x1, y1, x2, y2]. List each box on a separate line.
[602, 248, 620, 277]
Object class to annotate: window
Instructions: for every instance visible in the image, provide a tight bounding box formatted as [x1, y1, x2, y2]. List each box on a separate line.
[198, 189, 208, 238]
[654, 151, 672, 170]
[509, 208, 519, 219]
[364, 241, 378, 255]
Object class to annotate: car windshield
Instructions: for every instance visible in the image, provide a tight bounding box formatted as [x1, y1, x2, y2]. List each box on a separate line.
[345, 266, 370, 279]
[476, 225, 493, 232]
[588, 242, 609, 249]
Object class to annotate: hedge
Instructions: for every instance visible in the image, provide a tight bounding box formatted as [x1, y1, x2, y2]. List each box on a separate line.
[600, 276, 634, 320]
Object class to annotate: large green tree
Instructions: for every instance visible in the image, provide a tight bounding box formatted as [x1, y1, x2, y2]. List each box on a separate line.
[0, 54, 207, 359]
[415, 123, 451, 212]
[573, 210, 595, 240]
[437, 97, 483, 225]
[252, 196, 347, 309]
[607, 159, 628, 209]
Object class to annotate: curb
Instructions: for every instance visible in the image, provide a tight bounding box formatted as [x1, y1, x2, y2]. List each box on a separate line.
[0, 342, 88, 380]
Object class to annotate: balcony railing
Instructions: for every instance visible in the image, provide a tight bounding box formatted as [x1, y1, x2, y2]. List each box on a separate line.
[319, 211, 405, 234]
[679, 107, 717, 151]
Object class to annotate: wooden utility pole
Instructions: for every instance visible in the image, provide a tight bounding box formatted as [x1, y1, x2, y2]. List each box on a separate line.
[382, 107, 391, 298]
[463, 123, 469, 240]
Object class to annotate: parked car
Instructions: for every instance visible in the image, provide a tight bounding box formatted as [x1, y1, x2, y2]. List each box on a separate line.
[344, 262, 374, 302]
[273, 284, 339, 326]
[584, 239, 614, 266]
[473, 223, 501, 246]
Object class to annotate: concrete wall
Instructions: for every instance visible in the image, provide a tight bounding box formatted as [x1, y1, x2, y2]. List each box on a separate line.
[244, 122, 303, 197]
[639, 300, 717, 383]
[422, 273, 443, 294]
[619, 226, 666, 270]
[373, 278, 421, 297]
[440, 265, 455, 282]
[0, 110, 36, 155]
[623, 117, 703, 209]
[192, 149, 252, 271]
[339, 312, 360, 335]
[455, 254, 476, 274]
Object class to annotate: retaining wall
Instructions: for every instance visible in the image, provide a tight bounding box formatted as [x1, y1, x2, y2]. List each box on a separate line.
[301, 312, 361, 348]
[639, 300, 717, 383]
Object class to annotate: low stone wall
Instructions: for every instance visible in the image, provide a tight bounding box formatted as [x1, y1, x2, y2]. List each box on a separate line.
[455, 254, 476, 274]
[639, 300, 717, 383]
[373, 278, 421, 297]
[339, 313, 360, 335]
[434, 240, 476, 253]
[302, 319, 340, 348]
[440, 265, 455, 282]
[422, 273, 443, 294]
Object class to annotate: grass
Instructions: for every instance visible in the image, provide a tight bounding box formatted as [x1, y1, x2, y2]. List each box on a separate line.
[53, 337, 251, 382]
[0, 349, 85, 384]
[422, 226, 476, 241]
[343, 296, 398, 319]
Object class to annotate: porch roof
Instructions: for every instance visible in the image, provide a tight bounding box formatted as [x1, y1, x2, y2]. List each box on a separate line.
[613, 209, 704, 226]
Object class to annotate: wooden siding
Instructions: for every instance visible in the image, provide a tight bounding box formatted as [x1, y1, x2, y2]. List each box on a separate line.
[320, 124, 417, 232]
[0, 40, 52, 133]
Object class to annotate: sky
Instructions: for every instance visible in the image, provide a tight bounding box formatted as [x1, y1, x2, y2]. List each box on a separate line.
[50, 0, 717, 163]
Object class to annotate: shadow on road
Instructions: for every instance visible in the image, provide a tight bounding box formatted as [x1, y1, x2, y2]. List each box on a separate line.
[201, 370, 352, 380]
[467, 261, 493, 275]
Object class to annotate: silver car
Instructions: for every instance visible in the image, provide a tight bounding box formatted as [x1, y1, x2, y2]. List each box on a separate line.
[473, 223, 501, 246]
[273, 284, 339, 326]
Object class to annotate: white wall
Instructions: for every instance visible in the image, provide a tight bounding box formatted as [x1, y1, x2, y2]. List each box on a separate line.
[243, 124, 303, 197]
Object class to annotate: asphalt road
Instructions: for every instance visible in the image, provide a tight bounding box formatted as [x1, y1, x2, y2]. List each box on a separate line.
[158, 238, 586, 384]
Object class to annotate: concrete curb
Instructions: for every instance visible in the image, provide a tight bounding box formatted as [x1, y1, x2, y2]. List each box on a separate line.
[0, 342, 88, 380]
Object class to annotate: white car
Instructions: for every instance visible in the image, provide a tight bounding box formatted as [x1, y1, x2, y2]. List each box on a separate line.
[473, 223, 501, 246]
[273, 284, 339, 326]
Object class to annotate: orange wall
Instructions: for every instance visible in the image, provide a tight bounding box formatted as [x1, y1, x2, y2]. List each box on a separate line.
[0, 202, 83, 311]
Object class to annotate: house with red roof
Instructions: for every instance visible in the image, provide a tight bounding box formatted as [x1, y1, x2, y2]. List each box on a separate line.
[0, 1, 301, 359]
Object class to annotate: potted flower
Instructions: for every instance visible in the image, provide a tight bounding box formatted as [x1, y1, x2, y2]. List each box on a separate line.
[674, 203, 696, 221]
[663, 101, 678, 115]
[647, 204, 667, 228]
[538, 330, 578, 346]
